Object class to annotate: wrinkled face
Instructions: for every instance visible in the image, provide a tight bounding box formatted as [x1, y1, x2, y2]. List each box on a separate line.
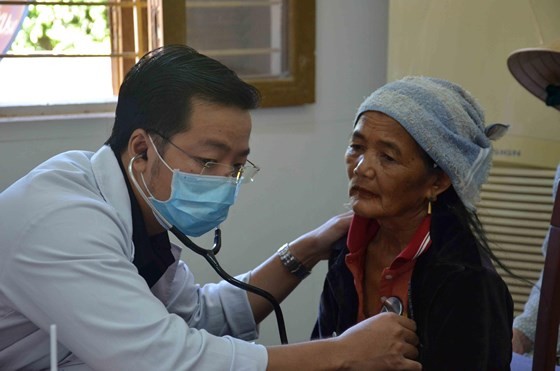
[346, 111, 438, 221]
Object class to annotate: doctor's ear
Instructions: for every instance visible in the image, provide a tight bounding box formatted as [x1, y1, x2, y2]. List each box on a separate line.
[128, 129, 151, 162]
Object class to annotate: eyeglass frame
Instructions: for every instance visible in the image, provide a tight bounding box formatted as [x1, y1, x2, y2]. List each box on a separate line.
[148, 131, 260, 183]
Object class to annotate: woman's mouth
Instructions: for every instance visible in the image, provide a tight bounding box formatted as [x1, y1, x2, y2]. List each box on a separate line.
[350, 186, 377, 199]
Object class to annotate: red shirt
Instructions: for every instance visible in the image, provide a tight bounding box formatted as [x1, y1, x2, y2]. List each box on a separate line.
[345, 214, 432, 321]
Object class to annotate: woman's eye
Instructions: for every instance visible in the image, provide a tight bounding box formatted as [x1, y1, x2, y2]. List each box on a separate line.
[347, 144, 363, 153]
[380, 153, 395, 162]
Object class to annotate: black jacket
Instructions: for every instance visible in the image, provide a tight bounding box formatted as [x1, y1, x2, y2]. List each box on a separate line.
[311, 209, 513, 370]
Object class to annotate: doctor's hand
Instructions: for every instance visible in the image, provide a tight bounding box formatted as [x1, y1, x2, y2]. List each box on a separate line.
[335, 312, 421, 370]
[266, 312, 419, 371]
[288, 210, 353, 267]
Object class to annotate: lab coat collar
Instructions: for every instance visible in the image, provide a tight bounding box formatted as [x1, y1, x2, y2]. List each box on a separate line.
[91, 145, 134, 254]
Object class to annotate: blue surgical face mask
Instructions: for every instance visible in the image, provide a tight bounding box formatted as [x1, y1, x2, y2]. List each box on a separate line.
[145, 171, 239, 237]
[134, 137, 241, 237]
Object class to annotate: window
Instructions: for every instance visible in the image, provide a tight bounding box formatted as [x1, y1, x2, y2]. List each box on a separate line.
[0, 0, 315, 110]
[0, 0, 117, 106]
[182, 0, 316, 107]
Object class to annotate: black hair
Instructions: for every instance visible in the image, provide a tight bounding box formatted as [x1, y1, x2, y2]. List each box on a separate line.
[105, 44, 261, 154]
[427, 163, 530, 286]
[432, 187, 501, 266]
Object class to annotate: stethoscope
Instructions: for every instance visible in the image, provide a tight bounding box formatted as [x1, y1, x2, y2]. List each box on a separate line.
[129, 153, 288, 344]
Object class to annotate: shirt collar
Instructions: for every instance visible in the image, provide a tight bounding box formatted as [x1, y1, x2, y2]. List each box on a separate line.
[347, 214, 432, 267]
[113, 147, 175, 288]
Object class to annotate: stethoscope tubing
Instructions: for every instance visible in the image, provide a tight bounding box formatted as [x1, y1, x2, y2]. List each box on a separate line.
[129, 154, 288, 344]
[170, 226, 288, 344]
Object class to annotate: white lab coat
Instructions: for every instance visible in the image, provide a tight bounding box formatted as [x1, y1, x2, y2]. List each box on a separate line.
[0, 146, 267, 370]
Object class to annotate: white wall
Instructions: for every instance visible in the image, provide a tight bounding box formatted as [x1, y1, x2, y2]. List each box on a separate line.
[0, 1, 389, 346]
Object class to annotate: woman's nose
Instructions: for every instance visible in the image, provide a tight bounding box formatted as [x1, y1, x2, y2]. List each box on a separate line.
[353, 156, 374, 178]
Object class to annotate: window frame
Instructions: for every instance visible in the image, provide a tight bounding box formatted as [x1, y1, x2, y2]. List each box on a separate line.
[0, 0, 315, 116]
[162, 0, 316, 108]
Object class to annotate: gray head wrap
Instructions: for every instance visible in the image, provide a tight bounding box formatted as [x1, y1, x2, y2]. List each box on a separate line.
[355, 76, 509, 210]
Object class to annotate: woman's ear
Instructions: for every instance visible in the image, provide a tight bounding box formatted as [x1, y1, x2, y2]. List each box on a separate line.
[431, 171, 452, 198]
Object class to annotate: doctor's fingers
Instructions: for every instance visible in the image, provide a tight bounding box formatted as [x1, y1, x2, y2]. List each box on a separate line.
[401, 341, 420, 361]
[390, 326, 419, 361]
[377, 313, 419, 346]
[385, 341, 420, 370]
[391, 357, 422, 371]
[400, 322, 419, 347]
[393, 314, 417, 333]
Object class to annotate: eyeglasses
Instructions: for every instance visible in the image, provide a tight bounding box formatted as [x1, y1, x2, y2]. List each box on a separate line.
[151, 132, 260, 184]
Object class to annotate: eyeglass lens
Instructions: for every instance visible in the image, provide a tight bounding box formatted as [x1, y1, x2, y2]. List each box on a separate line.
[152, 132, 259, 183]
[200, 162, 259, 183]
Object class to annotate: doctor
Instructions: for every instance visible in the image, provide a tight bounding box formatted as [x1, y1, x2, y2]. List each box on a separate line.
[0, 45, 420, 370]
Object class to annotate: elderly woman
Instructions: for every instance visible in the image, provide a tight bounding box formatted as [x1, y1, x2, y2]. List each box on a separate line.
[312, 76, 513, 370]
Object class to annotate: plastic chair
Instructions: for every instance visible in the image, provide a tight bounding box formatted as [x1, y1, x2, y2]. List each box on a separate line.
[533, 188, 560, 370]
